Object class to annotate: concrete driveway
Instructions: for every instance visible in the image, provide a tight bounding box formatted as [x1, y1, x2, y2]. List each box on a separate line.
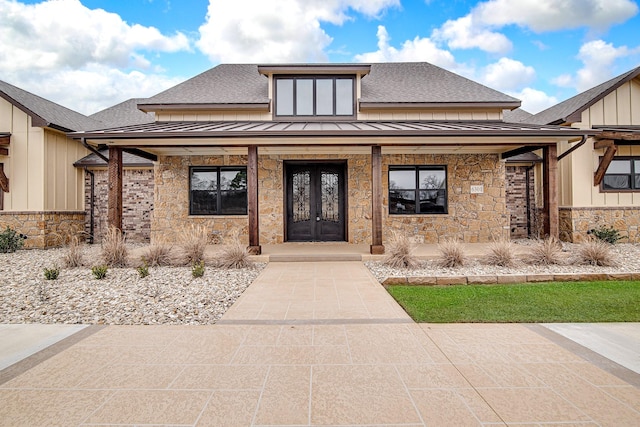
[1, 261, 639, 426]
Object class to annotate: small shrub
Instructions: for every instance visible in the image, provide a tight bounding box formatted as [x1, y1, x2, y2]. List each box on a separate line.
[92, 265, 108, 279]
[101, 226, 128, 267]
[43, 266, 60, 280]
[436, 238, 466, 268]
[62, 235, 84, 268]
[137, 262, 150, 278]
[216, 241, 253, 269]
[383, 231, 420, 269]
[192, 260, 205, 278]
[0, 226, 25, 253]
[577, 239, 617, 267]
[179, 224, 208, 265]
[484, 239, 516, 267]
[588, 225, 622, 244]
[140, 244, 175, 266]
[35, 282, 49, 302]
[526, 237, 565, 266]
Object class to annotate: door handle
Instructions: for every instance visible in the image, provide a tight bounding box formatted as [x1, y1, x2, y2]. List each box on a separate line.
[316, 216, 320, 222]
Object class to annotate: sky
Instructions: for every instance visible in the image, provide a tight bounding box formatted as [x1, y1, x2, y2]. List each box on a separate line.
[1, 0, 639, 116]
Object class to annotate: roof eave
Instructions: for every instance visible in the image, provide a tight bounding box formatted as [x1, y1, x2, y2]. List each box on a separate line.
[359, 101, 521, 110]
[258, 64, 371, 76]
[138, 103, 271, 113]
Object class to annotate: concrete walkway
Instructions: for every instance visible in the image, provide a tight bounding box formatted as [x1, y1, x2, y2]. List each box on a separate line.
[1, 261, 639, 426]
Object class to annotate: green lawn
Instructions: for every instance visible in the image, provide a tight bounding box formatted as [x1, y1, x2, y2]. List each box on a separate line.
[386, 281, 640, 323]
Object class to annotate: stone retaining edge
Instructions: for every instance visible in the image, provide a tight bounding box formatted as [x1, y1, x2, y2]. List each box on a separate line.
[382, 272, 640, 286]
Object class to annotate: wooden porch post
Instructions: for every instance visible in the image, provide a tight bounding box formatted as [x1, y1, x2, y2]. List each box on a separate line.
[370, 145, 385, 254]
[107, 146, 123, 232]
[247, 145, 261, 255]
[542, 144, 558, 238]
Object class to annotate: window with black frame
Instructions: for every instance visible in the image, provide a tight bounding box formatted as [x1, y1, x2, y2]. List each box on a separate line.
[602, 158, 640, 191]
[189, 167, 247, 215]
[389, 166, 447, 214]
[275, 76, 355, 118]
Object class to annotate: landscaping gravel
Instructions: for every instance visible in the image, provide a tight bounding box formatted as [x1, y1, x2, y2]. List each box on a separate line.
[2, 241, 639, 325]
[366, 241, 640, 283]
[0, 245, 265, 325]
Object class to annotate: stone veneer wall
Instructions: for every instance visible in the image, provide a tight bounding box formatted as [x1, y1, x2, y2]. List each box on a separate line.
[559, 207, 640, 243]
[505, 165, 537, 239]
[152, 153, 508, 245]
[85, 169, 154, 243]
[153, 155, 249, 244]
[383, 154, 509, 243]
[0, 211, 85, 248]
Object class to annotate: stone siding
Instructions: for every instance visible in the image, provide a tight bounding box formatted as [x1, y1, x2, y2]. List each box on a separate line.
[383, 154, 509, 243]
[153, 155, 248, 244]
[153, 153, 508, 245]
[505, 165, 537, 239]
[560, 207, 640, 243]
[85, 168, 154, 243]
[0, 211, 85, 248]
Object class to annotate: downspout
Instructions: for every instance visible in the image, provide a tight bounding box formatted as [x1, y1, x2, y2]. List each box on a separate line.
[85, 167, 95, 244]
[557, 135, 587, 161]
[80, 137, 109, 163]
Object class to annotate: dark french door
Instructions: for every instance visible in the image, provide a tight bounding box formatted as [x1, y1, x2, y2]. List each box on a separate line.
[286, 162, 346, 241]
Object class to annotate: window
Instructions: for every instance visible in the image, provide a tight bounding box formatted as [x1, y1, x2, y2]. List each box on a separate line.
[189, 167, 247, 215]
[275, 76, 355, 118]
[389, 166, 447, 214]
[602, 157, 640, 191]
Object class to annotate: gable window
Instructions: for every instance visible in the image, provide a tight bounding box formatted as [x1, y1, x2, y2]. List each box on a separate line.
[602, 157, 640, 191]
[275, 76, 355, 118]
[389, 166, 447, 214]
[190, 167, 247, 215]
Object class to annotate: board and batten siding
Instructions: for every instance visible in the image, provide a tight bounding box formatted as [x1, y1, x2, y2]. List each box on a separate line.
[559, 77, 640, 208]
[0, 97, 88, 211]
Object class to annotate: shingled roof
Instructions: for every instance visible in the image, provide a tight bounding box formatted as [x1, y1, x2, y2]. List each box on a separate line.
[138, 64, 270, 110]
[503, 108, 533, 123]
[0, 79, 102, 132]
[529, 66, 640, 125]
[137, 62, 521, 111]
[73, 148, 153, 168]
[360, 62, 520, 107]
[90, 98, 155, 128]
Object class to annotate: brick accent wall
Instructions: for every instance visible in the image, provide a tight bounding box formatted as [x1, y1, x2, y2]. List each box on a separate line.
[505, 165, 537, 239]
[152, 153, 509, 245]
[0, 211, 85, 248]
[85, 168, 154, 243]
[560, 207, 640, 243]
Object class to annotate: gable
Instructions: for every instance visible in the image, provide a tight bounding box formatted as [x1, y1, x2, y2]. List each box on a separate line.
[580, 76, 640, 127]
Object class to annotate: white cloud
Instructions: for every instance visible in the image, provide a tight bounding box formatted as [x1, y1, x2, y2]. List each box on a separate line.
[432, 0, 638, 54]
[480, 58, 536, 91]
[552, 40, 639, 92]
[0, 0, 191, 115]
[508, 88, 558, 114]
[354, 26, 471, 76]
[197, 0, 399, 63]
[3, 66, 183, 115]
[475, 0, 638, 32]
[432, 15, 512, 54]
[0, 0, 190, 72]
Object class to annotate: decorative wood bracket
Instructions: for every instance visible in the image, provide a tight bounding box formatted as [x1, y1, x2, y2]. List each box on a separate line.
[0, 134, 9, 156]
[593, 145, 618, 186]
[593, 139, 615, 150]
[0, 163, 8, 193]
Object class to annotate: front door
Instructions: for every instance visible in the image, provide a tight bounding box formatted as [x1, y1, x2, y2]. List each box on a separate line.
[286, 162, 346, 241]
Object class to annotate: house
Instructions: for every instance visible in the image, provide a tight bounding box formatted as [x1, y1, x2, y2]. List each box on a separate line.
[0, 79, 100, 248]
[70, 62, 593, 254]
[0, 80, 157, 247]
[73, 99, 156, 243]
[528, 65, 640, 242]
